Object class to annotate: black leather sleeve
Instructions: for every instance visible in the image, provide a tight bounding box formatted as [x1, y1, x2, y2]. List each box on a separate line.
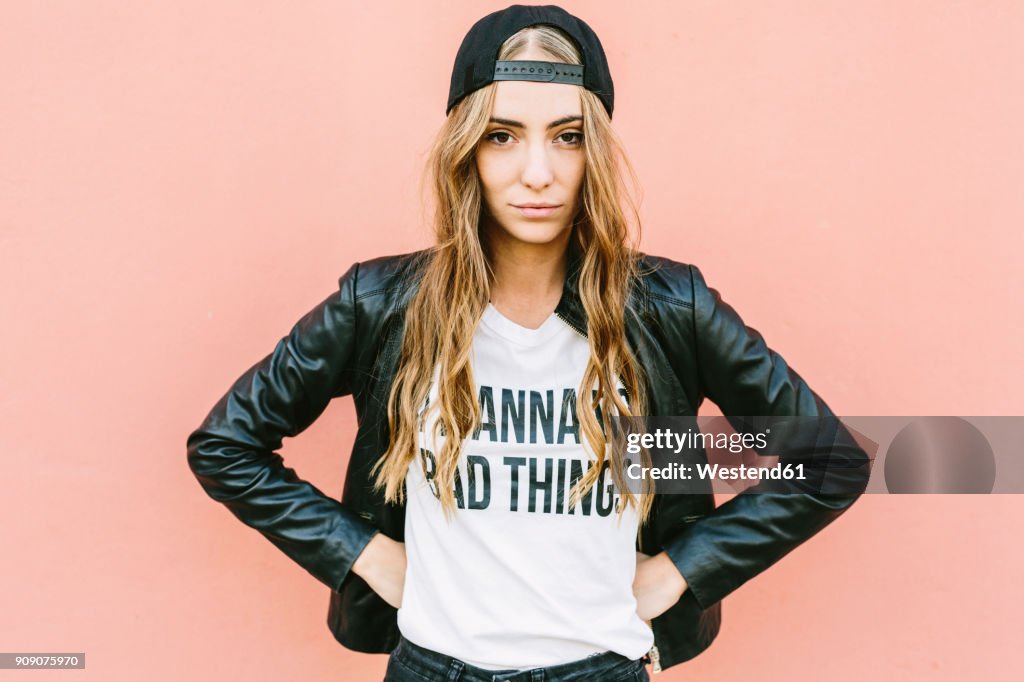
[186, 262, 380, 592]
[662, 264, 868, 610]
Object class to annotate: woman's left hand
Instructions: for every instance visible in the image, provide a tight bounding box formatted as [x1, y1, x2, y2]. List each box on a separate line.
[633, 551, 689, 622]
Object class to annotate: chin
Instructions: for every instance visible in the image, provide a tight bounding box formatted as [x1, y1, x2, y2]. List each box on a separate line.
[494, 218, 573, 246]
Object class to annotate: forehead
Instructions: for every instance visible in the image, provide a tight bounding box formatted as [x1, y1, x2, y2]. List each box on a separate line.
[490, 80, 583, 123]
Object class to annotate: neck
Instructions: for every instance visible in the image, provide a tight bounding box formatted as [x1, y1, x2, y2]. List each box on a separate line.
[484, 222, 572, 322]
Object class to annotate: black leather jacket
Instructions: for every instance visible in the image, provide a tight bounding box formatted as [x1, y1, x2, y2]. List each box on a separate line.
[187, 246, 866, 673]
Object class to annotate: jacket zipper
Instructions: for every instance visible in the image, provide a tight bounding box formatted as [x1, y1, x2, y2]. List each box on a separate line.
[554, 311, 587, 339]
[648, 644, 662, 673]
[554, 311, 632, 406]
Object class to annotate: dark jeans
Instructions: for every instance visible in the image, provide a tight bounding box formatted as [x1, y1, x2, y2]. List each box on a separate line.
[383, 635, 650, 682]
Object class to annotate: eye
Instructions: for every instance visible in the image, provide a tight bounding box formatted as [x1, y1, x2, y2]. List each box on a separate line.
[485, 131, 514, 145]
[557, 131, 584, 145]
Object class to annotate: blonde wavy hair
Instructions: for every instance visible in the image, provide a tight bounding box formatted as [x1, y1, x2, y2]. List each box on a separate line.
[371, 25, 654, 524]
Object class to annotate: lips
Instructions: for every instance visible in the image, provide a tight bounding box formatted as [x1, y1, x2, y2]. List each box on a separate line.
[511, 203, 562, 218]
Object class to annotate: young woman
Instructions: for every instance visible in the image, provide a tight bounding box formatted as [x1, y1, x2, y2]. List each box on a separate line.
[187, 6, 865, 681]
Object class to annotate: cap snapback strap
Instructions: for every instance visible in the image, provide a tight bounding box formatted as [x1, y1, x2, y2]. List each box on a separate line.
[492, 60, 584, 85]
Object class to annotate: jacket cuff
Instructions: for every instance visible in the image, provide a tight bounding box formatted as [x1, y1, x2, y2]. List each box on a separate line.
[321, 509, 381, 593]
[662, 525, 719, 611]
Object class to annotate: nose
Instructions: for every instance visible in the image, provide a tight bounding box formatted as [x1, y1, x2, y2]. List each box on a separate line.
[520, 139, 554, 190]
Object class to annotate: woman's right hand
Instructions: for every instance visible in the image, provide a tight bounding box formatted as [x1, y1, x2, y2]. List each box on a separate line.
[352, 533, 407, 609]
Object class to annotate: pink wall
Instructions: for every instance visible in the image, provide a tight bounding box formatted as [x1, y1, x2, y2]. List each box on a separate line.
[2, 1, 1021, 679]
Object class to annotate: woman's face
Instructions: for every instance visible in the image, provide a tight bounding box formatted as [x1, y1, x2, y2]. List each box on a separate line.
[475, 54, 586, 251]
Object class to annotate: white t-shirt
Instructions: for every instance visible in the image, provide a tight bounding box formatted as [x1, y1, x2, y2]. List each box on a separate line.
[396, 302, 654, 670]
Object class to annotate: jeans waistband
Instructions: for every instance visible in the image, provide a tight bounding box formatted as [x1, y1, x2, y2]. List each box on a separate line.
[390, 635, 645, 682]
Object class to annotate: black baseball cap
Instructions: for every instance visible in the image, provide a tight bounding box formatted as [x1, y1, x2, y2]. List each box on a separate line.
[446, 4, 615, 117]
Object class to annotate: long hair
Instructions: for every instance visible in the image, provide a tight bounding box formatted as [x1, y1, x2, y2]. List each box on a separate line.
[370, 25, 653, 524]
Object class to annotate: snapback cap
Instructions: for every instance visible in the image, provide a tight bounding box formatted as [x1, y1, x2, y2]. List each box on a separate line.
[446, 4, 615, 117]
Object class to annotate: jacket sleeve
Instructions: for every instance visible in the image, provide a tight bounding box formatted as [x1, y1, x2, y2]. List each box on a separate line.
[661, 264, 868, 610]
[186, 261, 380, 593]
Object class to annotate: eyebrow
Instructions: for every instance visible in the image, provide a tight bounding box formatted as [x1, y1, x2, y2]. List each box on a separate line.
[488, 115, 583, 129]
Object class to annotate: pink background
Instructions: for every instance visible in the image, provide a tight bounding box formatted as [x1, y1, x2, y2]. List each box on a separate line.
[2, 1, 1022, 679]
